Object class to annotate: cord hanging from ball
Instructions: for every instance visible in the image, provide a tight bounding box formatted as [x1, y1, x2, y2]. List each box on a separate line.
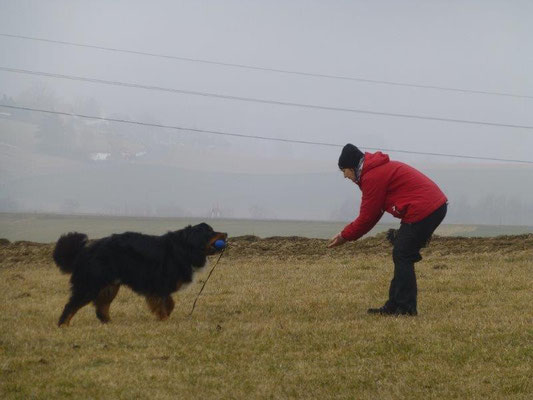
[188, 247, 226, 316]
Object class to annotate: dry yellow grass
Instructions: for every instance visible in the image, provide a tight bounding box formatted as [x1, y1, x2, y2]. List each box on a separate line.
[0, 234, 532, 399]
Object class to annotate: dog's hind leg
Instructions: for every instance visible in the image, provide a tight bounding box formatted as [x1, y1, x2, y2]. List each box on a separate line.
[146, 296, 171, 320]
[93, 284, 120, 323]
[58, 291, 93, 327]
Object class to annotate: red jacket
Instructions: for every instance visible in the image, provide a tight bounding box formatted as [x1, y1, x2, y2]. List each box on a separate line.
[341, 152, 447, 241]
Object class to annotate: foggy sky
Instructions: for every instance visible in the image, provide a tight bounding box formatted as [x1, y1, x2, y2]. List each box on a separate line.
[1, 1, 532, 224]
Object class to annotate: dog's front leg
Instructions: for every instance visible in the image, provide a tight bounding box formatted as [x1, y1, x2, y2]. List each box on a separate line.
[146, 296, 172, 320]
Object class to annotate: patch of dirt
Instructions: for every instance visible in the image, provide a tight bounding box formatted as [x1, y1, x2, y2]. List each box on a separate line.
[0, 242, 54, 269]
[0, 233, 531, 266]
[227, 233, 533, 258]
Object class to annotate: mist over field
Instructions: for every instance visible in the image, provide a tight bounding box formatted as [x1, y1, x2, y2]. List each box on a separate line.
[1, 1, 532, 227]
[1, 104, 532, 226]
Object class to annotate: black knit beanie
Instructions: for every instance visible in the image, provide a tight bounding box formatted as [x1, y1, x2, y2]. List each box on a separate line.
[338, 144, 364, 170]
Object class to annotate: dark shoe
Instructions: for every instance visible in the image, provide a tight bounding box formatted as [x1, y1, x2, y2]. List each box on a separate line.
[368, 306, 391, 315]
[367, 305, 417, 316]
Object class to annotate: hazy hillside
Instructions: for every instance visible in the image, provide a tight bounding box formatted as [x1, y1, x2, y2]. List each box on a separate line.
[1, 117, 532, 224]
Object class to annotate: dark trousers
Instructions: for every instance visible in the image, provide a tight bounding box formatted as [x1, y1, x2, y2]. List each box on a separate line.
[387, 202, 447, 313]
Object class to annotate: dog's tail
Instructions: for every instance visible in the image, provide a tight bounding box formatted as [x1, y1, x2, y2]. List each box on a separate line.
[53, 232, 88, 274]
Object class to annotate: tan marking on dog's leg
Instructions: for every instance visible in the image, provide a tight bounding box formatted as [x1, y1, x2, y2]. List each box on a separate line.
[146, 296, 169, 320]
[164, 296, 175, 316]
[93, 285, 120, 323]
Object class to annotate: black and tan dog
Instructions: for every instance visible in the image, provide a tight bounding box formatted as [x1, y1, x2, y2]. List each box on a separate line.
[53, 223, 227, 326]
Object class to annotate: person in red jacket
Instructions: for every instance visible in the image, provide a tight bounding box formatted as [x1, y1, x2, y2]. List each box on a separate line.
[328, 144, 447, 316]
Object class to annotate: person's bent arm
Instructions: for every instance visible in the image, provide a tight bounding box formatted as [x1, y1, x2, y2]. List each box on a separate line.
[329, 177, 386, 247]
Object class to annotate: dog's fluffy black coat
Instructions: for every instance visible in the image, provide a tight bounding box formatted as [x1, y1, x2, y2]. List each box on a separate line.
[53, 223, 226, 326]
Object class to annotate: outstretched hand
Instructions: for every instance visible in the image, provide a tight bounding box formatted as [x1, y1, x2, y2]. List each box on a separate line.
[327, 232, 347, 248]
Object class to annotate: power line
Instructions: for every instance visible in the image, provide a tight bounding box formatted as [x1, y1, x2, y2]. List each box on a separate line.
[1, 104, 531, 164]
[1, 32, 531, 99]
[1, 66, 533, 130]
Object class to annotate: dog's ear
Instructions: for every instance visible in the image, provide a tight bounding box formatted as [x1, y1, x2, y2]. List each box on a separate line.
[178, 225, 214, 267]
[195, 222, 213, 232]
[184, 224, 213, 248]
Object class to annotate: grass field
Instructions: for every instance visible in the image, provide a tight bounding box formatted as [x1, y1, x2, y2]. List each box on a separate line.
[1, 234, 532, 399]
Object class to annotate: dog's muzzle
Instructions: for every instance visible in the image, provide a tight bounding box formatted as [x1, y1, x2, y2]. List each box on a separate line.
[207, 232, 228, 255]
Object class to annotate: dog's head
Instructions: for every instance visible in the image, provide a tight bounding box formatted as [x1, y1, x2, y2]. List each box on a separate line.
[177, 223, 228, 267]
